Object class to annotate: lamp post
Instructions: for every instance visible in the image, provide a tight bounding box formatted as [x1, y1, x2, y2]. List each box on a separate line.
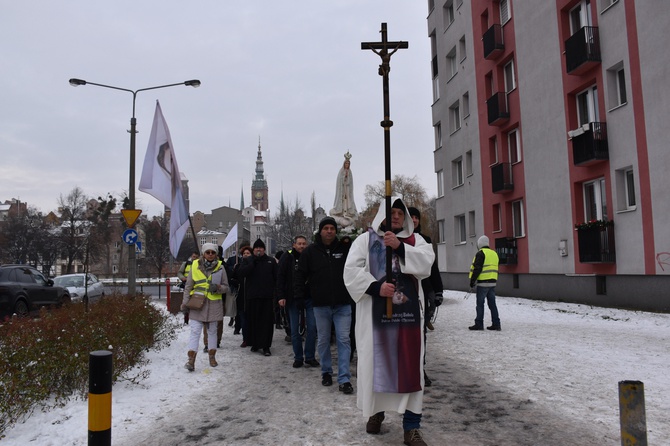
[69, 78, 201, 296]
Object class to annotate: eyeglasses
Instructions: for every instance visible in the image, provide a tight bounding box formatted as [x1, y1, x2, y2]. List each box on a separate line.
[204, 251, 217, 255]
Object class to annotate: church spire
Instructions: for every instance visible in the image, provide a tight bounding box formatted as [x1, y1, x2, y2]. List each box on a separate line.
[251, 136, 269, 211]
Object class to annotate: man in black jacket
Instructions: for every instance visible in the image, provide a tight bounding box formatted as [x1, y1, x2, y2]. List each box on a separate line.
[277, 235, 319, 368]
[294, 217, 354, 394]
[237, 239, 277, 356]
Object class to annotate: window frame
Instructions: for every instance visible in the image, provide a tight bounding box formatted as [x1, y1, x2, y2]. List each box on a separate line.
[583, 177, 608, 221]
[455, 214, 467, 244]
[452, 157, 464, 188]
[507, 128, 521, 164]
[500, 0, 511, 25]
[512, 200, 525, 238]
[504, 59, 516, 94]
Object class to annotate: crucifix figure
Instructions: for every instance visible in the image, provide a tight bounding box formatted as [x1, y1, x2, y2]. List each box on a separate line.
[361, 23, 408, 318]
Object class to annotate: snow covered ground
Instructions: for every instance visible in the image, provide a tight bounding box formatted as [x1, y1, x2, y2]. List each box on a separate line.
[4, 290, 669, 445]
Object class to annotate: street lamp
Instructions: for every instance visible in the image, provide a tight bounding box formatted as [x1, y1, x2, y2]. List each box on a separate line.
[69, 78, 201, 296]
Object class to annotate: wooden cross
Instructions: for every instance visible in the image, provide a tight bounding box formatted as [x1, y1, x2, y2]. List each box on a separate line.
[361, 23, 408, 319]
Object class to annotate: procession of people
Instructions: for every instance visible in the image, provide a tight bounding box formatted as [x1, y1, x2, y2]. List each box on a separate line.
[176, 153, 462, 446]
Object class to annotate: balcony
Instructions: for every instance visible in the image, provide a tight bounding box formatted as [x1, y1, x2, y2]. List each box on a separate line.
[483, 24, 504, 59]
[486, 92, 509, 126]
[565, 26, 601, 75]
[570, 122, 609, 166]
[495, 237, 517, 265]
[576, 222, 616, 263]
[491, 162, 513, 193]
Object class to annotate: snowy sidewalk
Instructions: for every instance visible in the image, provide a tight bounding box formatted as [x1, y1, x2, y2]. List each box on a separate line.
[4, 291, 670, 445]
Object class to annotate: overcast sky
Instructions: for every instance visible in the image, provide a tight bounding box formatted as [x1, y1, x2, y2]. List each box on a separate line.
[1, 2, 436, 219]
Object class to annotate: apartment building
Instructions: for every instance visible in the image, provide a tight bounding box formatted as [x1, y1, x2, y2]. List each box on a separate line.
[428, 0, 670, 310]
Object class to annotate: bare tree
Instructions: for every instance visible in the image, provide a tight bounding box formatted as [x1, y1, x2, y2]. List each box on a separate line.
[270, 196, 312, 251]
[57, 187, 90, 273]
[357, 174, 437, 241]
[141, 215, 171, 278]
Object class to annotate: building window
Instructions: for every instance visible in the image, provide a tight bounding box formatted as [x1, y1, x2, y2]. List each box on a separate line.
[432, 55, 440, 102]
[428, 0, 435, 12]
[600, 0, 619, 13]
[493, 204, 502, 232]
[583, 177, 608, 221]
[437, 219, 445, 243]
[576, 85, 599, 125]
[447, 47, 457, 79]
[435, 122, 442, 149]
[512, 200, 525, 237]
[465, 150, 473, 177]
[489, 137, 498, 166]
[443, 0, 454, 26]
[452, 157, 464, 188]
[507, 128, 521, 163]
[504, 59, 516, 93]
[607, 63, 627, 109]
[615, 167, 636, 211]
[468, 211, 476, 238]
[455, 214, 466, 244]
[462, 92, 470, 118]
[570, 0, 593, 34]
[500, 0, 511, 25]
[459, 36, 466, 63]
[437, 170, 444, 197]
[449, 101, 461, 134]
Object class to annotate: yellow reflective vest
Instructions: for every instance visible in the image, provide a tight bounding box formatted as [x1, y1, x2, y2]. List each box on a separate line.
[190, 259, 224, 301]
[469, 248, 499, 282]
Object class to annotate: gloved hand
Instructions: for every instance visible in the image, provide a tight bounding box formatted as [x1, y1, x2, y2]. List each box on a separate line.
[434, 294, 443, 307]
[295, 299, 306, 311]
[209, 283, 219, 293]
[469, 281, 476, 289]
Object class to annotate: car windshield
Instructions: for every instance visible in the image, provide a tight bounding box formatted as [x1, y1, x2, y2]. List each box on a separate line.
[55, 276, 84, 287]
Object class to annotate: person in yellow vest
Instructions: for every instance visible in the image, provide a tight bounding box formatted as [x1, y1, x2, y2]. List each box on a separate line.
[468, 235, 501, 331]
[181, 243, 230, 371]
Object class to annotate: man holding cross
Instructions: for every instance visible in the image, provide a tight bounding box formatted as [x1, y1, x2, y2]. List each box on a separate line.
[344, 197, 434, 446]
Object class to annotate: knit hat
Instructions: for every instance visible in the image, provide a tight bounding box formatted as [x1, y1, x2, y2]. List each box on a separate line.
[253, 238, 266, 250]
[201, 243, 218, 254]
[477, 235, 490, 249]
[391, 199, 406, 214]
[407, 207, 421, 219]
[319, 216, 338, 233]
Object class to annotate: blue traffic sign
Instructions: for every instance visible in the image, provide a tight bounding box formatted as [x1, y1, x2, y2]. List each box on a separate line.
[122, 229, 138, 245]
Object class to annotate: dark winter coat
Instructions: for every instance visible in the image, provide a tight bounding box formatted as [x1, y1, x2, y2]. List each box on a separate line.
[237, 253, 277, 300]
[294, 234, 352, 307]
[275, 249, 305, 304]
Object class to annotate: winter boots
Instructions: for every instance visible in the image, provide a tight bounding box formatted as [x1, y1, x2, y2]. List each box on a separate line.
[208, 349, 218, 367]
[185, 350, 196, 372]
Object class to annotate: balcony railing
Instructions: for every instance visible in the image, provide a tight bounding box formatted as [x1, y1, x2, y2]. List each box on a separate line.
[565, 26, 601, 75]
[483, 24, 504, 59]
[491, 162, 513, 193]
[577, 224, 616, 263]
[495, 237, 517, 265]
[486, 92, 509, 125]
[571, 122, 609, 166]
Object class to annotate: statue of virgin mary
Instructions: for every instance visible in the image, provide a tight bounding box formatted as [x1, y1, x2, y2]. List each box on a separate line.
[330, 151, 358, 228]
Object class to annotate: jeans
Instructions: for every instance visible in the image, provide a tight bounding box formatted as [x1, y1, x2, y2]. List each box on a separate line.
[287, 298, 317, 362]
[475, 286, 500, 327]
[313, 304, 351, 384]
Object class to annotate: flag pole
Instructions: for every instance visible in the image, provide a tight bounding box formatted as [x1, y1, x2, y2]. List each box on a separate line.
[362, 23, 408, 319]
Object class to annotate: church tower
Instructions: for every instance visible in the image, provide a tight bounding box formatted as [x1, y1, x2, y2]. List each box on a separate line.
[251, 137, 269, 211]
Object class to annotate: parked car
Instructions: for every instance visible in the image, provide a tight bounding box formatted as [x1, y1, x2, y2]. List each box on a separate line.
[53, 273, 105, 304]
[0, 265, 71, 319]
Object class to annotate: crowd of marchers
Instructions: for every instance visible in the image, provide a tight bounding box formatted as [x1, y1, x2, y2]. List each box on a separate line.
[173, 197, 504, 446]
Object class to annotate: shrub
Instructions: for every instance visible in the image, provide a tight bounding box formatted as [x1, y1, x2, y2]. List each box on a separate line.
[0, 293, 178, 436]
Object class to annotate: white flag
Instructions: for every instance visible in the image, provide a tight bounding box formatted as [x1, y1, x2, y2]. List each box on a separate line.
[221, 222, 238, 253]
[139, 101, 189, 258]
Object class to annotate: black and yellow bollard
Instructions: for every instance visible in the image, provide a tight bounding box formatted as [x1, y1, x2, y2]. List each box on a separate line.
[619, 380, 647, 446]
[89, 350, 113, 446]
